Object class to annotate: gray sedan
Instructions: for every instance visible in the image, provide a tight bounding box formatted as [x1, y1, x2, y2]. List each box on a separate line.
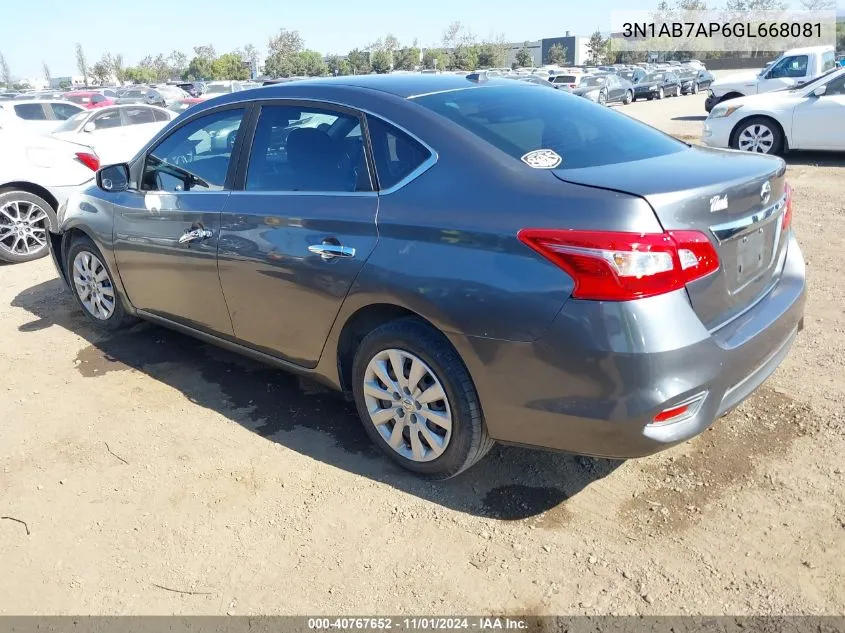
[48, 75, 805, 479]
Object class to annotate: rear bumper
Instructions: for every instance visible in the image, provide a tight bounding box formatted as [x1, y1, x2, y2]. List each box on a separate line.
[459, 233, 806, 459]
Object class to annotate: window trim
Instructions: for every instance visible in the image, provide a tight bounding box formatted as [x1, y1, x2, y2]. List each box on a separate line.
[232, 98, 378, 197]
[128, 102, 256, 194]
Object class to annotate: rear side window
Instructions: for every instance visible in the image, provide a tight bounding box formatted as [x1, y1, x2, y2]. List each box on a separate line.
[125, 107, 156, 125]
[152, 109, 171, 122]
[93, 110, 122, 130]
[414, 84, 685, 170]
[366, 116, 431, 190]
[51, 102, 82, 120]
[14, 104, 47, 120]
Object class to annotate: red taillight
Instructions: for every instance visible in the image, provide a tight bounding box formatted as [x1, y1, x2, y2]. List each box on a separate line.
[75, 152, 100, 171]
[569, 83, 576, 88]
[517, 229, 720, 301]
[782, 181, 793, 231]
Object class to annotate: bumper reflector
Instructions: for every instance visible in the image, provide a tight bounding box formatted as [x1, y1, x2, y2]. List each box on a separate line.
[651, 392, 708, 425]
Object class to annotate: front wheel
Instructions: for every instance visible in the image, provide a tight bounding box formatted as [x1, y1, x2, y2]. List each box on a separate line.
[732, 117, 784, 155]
[658, 87, 664, 99]
[67, 235, 136, 330]
[623, 90, 633, 105]
[0, 190, 55, 264]
[692, 82, 699, 94]
[675, 85, 681, 97]
[352, 318, 493, 480]
[597, 91, 607, 106]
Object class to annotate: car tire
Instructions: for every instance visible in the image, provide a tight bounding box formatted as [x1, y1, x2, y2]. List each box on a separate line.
[623, 90, 633, 105]
[597, 91, 607, 106]
[66, 235, 136, 330]
[351, 317, 494, 480]
[731, 116, 784, 156]
[692, 82, 699, 94]
[675, 86, 681, 97]
[658, 87, 664, 99]
[0, 189, 56, 264]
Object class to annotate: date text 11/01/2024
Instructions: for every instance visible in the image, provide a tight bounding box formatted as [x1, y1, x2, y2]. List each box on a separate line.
[621, 21, 822, 38]
[307, 618, 529, 630]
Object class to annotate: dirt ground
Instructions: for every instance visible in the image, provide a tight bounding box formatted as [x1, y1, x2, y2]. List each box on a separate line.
[1, 90, 843, 617]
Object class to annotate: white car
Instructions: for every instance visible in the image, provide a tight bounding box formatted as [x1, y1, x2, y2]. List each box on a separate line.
[702, 67, 845, 155]
[0, 128, 100, 263]
[0, 99, 85, 134]
[50, 104, 176, 165]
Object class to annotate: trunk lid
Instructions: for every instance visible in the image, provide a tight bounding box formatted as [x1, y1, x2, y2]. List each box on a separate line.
[552, 147, 788, 331]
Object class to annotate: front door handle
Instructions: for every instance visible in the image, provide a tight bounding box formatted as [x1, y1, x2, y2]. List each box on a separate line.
[308, 243, 356, 260]
[179, 228, 213, 244]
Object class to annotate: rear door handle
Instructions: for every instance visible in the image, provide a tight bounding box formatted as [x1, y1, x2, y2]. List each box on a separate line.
[308, 243, 356, 260]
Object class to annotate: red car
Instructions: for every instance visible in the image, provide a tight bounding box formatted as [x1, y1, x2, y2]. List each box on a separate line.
[62, 91, 116, 109]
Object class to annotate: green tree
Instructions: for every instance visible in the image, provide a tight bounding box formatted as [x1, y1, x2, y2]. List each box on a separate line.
[167, 50, 188, 78]
[90, 60, 111, 85]
[268, 29, 304, 58]
[370, 49, 392, 74]
[42, 61, 51, 83]
[837, 20, 845, 52]
[586, 31, 608, 65]
[422, 48, 450, 70]
[0, 52, 11, 87]
[392, 47, 421, 71]
[476, 43, 505, 68]
[193, 45, 217, 61]
[75, 43, 88, 85]
[123, 66, 156, 84]
[451, 45, 479, 70]
[185, 56, 214, 80]
[264, 53, 296, 77]
[325, 54, 350, 76]
[212, 52, 249, 80]
[346, 48, 371, 74]
[546, 43, 568, 65]
[111, 54, 125, 84]
[514, 43, 534, 68]
[295, 50, 328, 76]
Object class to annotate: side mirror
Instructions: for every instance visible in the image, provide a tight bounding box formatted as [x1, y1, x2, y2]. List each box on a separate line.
[96, 163, 130, 193]
[813, 85, 827, 97]
[83, 121, 96, 133]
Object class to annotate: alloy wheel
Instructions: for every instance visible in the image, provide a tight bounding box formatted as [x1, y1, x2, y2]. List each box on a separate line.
[598, 91, 607, 105]
[72, 251, 116, 320]
[693, 82, 699, 94]
[362, 348, 452, 462]
[0, 199, 49, 259]
[658, 87, 664, 99]
[737, 124, 775, 153]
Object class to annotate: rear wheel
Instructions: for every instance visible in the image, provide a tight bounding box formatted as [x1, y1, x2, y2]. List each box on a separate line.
[66, 235, 136, 330]
[692, 82, 699, 94]
[658, 87, 665, 99]
[675, 85, 681, 97]
[732, 117, 784, 155]
[0, 190, 55, 264]
[352, 318, 493, 480]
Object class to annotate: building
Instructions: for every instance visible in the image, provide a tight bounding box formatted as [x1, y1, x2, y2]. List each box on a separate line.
[49, 76, 86, 89]
[505, 33, 590, 67]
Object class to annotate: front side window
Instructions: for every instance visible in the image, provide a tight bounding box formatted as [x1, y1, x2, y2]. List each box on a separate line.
[245, 105, 366, 193]
[414, 83, 685, 170]
[824, 73, 845, 96]
[14, 103, 47, 120]
[367, 116, 431, 190]
[91, 94, 106, 104]
[141, 108, 245, 192]
[770, 55, 808, 79]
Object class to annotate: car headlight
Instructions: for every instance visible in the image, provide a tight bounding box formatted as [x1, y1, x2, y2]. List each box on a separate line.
[650, 85, 659, 91]
[707, 89, 714, 97]
[709, 104, 743, 119]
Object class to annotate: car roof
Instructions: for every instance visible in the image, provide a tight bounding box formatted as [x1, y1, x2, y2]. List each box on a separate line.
[783, 45, 834, 56]
[243, 74, 509, 99]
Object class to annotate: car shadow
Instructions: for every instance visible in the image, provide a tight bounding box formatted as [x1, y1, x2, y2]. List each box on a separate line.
[12, 278, 623, 521]
[784, 152, 845, 168]
[672, 115, 707, 121]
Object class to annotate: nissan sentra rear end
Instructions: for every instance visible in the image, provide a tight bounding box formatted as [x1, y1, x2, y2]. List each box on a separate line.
[414, 82, 806, 458]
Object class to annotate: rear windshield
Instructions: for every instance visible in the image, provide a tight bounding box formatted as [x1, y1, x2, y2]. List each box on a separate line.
[414, 84, 686, 170]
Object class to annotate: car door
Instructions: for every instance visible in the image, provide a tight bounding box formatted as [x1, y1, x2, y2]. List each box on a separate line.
[791, 73, 845, 150]
[757, 54, 809, 93]
[217, 101, 378, 367]
[111, 105, 249, 336]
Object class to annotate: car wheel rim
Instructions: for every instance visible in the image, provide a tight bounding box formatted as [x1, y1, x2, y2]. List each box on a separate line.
[0, 199, 49, 258]
[72, 251, 116, 320]
[738, 124, 774, 153]
[659, 88, 664, 98]
[693, 83, 698, 93]
[363, 348, 452, 463]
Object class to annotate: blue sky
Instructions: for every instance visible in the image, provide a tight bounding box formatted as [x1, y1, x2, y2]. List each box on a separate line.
[3, 0, 842, 78]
